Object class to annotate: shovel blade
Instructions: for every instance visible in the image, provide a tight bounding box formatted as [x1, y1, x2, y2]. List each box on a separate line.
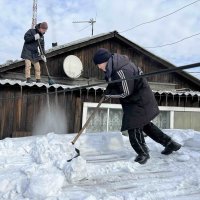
[67, 148, 80, 162]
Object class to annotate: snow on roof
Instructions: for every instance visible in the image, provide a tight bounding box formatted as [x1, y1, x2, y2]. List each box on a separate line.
[0, 78, 76, 89]
[46, 32, 111, 54]
[153, 90, 200, 97]
[0, 78, 199, 96]
[0, 78, 106, 91]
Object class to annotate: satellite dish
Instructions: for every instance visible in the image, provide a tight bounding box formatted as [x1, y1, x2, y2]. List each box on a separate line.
[63, 55, 83, 79]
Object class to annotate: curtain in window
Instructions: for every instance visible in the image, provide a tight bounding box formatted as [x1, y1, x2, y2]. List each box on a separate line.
[86, 108, 107, 133]
[152, 111, 170, 129]
[108, 109, 122, 131]
[85, 106, 170, 133]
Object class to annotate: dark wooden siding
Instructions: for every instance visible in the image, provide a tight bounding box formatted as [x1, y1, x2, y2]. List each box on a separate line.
[0, 85, 104, 139]
[0, 83, 199, 139]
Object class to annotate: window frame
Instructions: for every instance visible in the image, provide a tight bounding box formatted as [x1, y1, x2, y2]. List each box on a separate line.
[82, 102, 200, 132]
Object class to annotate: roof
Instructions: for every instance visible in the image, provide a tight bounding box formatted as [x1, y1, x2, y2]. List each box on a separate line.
[0, 79, 200, 97]
[0, 79, 106, 91]
[0, 31, 200, 86]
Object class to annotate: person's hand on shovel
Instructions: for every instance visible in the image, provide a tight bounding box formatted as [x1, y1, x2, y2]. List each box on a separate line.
[104, 95, 111, 101]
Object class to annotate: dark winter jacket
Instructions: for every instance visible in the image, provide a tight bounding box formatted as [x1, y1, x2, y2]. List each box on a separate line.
[105, 53, 159, 131]
[21, 23, 45, 61]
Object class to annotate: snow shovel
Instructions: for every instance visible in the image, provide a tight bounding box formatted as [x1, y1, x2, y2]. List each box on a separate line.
[38, 40, 55, 85]
[67, 96, 105, 162]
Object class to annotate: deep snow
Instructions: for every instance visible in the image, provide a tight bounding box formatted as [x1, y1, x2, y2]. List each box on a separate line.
[0, 130, 200, 200]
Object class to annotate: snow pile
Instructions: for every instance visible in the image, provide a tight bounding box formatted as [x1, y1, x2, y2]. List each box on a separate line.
[0, 130, 200, 199]
[64, 156, 87, 182]
[30, 133, 76, 164]
[0, 132, 87, 199]
[23, 164, 64, 199]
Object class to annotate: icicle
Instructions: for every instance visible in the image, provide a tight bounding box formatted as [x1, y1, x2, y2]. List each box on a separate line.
[79, 89, 82, 100]
[63, 90, 66, 102]
[46, 88, 50, 110]
[159, 94, 162, 105]
[94, 89, 97, 101]
[86, 89, 89, 100]
[20, 85, 23, 99]
[178, 95, 181, 106]
[165, 94, 168, 106]
[71, 90, 73, 101]
[55, 88, 58, 106]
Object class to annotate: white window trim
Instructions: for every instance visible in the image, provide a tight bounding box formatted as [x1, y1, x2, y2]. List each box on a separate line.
[82, 102, 200, 131]
[159, 106, 200, 112]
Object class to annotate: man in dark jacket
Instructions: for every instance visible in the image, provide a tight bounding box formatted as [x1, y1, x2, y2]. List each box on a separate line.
[21, 22, 48, 83]
[93, 48, 181, 164]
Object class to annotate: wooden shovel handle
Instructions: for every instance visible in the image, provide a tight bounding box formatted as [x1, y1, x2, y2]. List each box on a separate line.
[71, 96, 105, 144]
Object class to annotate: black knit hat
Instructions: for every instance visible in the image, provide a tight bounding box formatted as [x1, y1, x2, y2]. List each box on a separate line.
[93, 48, 112, 65]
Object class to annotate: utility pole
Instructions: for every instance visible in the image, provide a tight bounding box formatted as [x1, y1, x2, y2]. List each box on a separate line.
[73, 18, 96, 36]
[32, 0, 37, 28]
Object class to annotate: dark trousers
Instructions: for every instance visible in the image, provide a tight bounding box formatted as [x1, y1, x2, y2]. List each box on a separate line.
[128, 128, 149, 155]
[143, 122, 171, 146]
[128, 122, 171, 155]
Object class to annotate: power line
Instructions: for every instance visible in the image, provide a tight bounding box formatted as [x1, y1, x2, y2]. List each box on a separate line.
[78, 24, 91, 32]
[144, 32, 200, 48]
[73, 18, 96, 36]
[120, 0, 200, 33]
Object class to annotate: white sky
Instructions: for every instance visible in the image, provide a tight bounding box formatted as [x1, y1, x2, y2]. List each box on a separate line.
[0, 0, 199, 78]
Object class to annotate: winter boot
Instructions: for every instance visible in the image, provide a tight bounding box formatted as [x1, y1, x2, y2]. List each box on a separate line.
[26, 78, 32, 83]
[135, 153, 150, 164]
[135, 143, 150, 164]
[36, 79, 41, 83]
[161, 140, 181, 155]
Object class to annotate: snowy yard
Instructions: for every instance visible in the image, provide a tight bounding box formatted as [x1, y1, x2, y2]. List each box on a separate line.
[0, 130, 200, 200]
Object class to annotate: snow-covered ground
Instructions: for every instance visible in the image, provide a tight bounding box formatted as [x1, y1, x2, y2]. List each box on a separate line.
[0, 130, 200, 200]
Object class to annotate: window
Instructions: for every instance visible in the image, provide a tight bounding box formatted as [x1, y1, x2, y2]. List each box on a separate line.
[82, 103, 200, 132]
[152, 111, 170, 129]
[82, 103, 175, 133]
[82, 103, 122, 133]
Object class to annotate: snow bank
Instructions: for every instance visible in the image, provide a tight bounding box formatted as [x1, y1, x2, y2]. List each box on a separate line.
[0, 132, 125, 199]
[0, 132, 83, 199]
[0, 130, 200, 199]
[23, 165, 65, 199]
[78, 132, 125, 154]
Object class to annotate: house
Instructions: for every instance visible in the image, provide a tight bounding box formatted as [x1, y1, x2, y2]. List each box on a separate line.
[0, 31, 200, 139]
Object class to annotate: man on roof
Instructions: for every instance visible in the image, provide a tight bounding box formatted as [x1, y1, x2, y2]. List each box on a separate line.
[21, 22, 48, 83]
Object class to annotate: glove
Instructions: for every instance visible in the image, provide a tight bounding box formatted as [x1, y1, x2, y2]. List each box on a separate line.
[41, 55, 47, 62]
[34, 33, 40, 40]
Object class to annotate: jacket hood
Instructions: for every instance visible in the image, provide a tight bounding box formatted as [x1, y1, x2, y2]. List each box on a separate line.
[112, 53, 130, 71]
[105, 53, 130, 80]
